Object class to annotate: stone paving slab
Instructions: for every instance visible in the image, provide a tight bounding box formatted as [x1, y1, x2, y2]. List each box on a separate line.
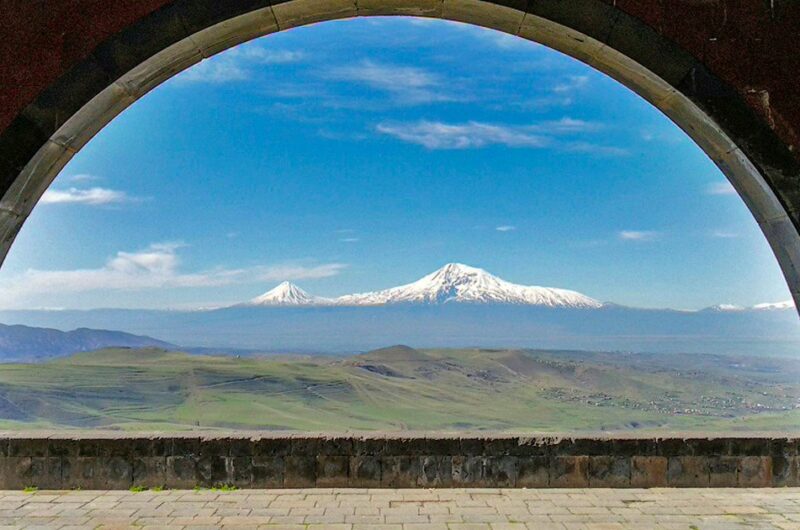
[0, 488, 797, 529]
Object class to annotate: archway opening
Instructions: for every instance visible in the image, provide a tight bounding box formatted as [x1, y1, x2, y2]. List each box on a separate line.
[0, 12, 798, 433]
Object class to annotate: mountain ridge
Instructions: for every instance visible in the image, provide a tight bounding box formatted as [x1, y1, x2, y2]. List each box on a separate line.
[248, 263, 602, 309]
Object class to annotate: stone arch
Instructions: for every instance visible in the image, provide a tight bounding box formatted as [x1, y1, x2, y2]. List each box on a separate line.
[1, 0, 799, 308]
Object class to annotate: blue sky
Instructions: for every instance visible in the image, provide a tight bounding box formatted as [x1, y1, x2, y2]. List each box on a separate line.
[0, 17, 790, 310]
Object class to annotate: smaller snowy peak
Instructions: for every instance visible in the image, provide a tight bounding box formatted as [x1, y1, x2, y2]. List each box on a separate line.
[248, 282, 329, 306]
[753, 300, 795, 311]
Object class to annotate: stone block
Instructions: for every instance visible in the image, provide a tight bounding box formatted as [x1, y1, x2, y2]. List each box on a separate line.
[668, 456, 709, 487]
[197, 455, 228, 486]
[517, 456, 549, 487]
[9, 438, 47, 457]
[729, 438, 770, 456]
[316, 455, 349, 487]
[451, 455, 485, 486]
[349, 455, 381, 487]
[483, 456, 517, 487]
[170, 437, 200, 457]
[442, 0, 526, 34]
[550, 456, 589, 487]
[228, 456, 253, 487]
[418, 455, 452, 487]
[381, 456, 420, 487]
[253, 437, 290, 457]
[133, 456, 167, 488]
[284, 455, 316, 487]
[166, 455, 198, 488]
[739, 456, 771, 487]
[352, 437, 386, 456]
[272, 0, 357, 31]
[317, 437, 353, 456]
[252, 455, 284, 488]
[708, 456, 738, 486]
[588, 456, 630, 487]
[458, 438, 486, 456]
[62, 456, 132, 489]
[358, 0, 442, 18]
[771, 455, 799, 487]
[631, 456, 667, 487]
[2, 457, 62, 489]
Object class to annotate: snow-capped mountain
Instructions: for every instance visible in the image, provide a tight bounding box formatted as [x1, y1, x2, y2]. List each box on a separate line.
[335, 263, 602, 308]
[247, 281, 330, 306]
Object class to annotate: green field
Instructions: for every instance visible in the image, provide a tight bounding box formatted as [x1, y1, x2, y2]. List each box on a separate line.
[0, 345, 798, 432]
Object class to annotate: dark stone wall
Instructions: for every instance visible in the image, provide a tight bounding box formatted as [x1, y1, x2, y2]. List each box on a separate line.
[2, 435, 797, 489]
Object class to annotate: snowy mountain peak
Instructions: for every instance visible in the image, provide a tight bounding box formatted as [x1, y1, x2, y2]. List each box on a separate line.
[249, 282, 326, 306]
[336, 263, 603, 308]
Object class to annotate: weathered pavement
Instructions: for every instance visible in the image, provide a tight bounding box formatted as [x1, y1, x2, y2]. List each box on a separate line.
[1, 488, 799, 529]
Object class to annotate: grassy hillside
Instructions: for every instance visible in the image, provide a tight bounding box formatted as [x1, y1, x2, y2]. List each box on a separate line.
[0, 346, 797, 432]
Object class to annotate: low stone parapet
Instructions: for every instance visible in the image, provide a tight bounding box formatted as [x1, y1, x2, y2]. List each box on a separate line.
[1, 433, 797, 489]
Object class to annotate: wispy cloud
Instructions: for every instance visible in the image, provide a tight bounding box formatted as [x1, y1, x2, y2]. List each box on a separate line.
[175, 45, 303, 84]
[177, 59, 249, 84]
[40, 187, 138, 206]
[63, 173, 100, 183]
[339, 237, 360, 243]
[618, 230, 659, 242]
[231, 48, 304, 64]
[706, 181, 737, 196]
[377, 121, 548, 149]
[0, 243, 345, 308]
[553, 75, 589, 94]
[565, 142, 629, 157]
[326, 60, 458, 105]
[495, 225, 516, 232]
[375, 118, 620, 153]
[710, 230, 739, 239]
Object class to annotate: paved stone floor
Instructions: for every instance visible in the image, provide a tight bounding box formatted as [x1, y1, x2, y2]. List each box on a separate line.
[0, 488, 799, 529]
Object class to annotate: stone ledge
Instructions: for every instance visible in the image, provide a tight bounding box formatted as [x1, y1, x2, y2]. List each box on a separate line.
[0, 433, 797, 489]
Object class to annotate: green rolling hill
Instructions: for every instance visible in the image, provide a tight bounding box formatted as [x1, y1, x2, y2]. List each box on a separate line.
[0, 345, 797, 433]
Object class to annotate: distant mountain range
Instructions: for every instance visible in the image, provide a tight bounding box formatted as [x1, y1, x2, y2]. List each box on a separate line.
[245, 263, 602, 308]
[0, 263, 797, 358]
[243, 262, 792, 313]
[0, 323, 175, 361]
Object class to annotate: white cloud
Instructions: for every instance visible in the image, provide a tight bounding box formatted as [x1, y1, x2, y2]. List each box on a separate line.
[40, 187, 135, 206]
[326, 60, 457, 104]
[232, 48, 304, 64]
[174, 46, 303, 85]
[618, 230, 659, 242]
[339, 238, 360, 243]
[376, 121, 549, 149]
[64, 173, 100, 183]
[0, 243, 345, 308]
[553, 75, 589, 93]
[706, 181, 737, 195]
[375, 118, 615, 152]
[176, 59, 249, 84]
[710, 230, 739, 239]
[495, 225, 516, 232]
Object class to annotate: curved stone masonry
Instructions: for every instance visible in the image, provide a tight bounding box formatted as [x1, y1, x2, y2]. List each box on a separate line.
[2, 433, 798, 490]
